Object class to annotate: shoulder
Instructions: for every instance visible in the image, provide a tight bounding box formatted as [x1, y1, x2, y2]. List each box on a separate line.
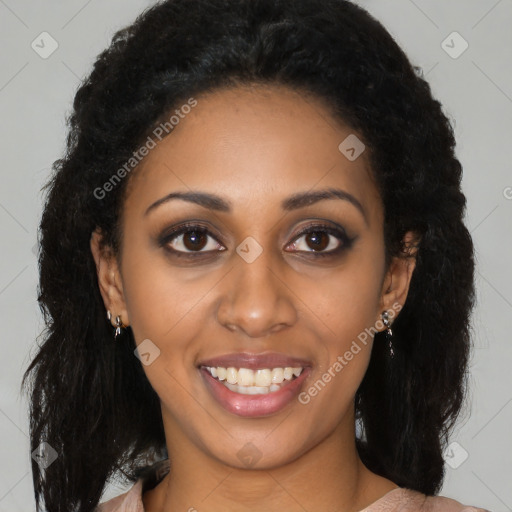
[95, 479, 144, 512]
[375, 487, 492, 512]
[95, 458, 171, 512]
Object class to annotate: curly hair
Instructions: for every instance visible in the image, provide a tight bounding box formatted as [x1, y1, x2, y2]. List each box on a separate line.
[21, 0, 475, 510]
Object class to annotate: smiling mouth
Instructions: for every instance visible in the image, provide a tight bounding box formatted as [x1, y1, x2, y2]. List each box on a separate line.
[201, 366, 304, 395]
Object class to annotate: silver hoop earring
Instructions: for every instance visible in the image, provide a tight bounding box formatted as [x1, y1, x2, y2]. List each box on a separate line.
[381, 310, 394, 358]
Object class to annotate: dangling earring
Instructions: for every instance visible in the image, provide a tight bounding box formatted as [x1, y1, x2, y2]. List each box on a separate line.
[114, 316, 124, 340]
[381, 310, 394, 358]
[107, 310, 124, 341]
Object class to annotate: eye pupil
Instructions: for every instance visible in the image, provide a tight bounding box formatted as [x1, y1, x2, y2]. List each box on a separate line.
[306, 232, 329, 251]
[183, 231, 208, 251]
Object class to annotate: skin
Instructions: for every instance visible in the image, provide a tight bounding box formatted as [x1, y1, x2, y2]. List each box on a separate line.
[91, 83, 418, 512]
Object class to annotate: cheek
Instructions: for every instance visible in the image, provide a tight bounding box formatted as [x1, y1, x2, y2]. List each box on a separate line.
[303, 251, 383, 396]
[119, 243, 221, 391]
[119, 247, 200, 388]
[310, 255, 384, 345]
[121, 244, 211, 339]
[298, 275, 380, 432]
[119, 250, 205, 408]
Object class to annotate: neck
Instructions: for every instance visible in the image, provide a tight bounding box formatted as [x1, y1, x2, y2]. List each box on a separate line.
[143, 410, 397, 512]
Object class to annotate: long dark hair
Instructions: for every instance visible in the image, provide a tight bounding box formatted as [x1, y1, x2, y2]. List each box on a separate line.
[21, 0, 475, 510]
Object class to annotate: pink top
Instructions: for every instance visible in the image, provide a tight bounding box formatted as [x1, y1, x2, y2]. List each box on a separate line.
[96, 459, 491, 512]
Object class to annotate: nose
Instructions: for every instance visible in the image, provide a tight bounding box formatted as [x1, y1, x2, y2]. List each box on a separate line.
[216, 248, 298, 338]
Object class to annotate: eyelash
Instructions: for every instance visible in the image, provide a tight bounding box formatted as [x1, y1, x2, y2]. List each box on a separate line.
[158, 222, 355, 259]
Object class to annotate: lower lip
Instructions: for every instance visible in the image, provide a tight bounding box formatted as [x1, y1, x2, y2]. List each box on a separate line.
[200, 367, 311, 418]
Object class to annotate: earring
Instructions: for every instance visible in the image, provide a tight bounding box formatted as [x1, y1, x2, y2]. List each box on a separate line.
[107, 310, 124, 340]
[381, 310, 394, 358]
[114, 316, 124, 340]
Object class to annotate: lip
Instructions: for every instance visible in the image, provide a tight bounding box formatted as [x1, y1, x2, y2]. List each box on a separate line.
[197, 351, 312, 370]
[200, 365, 311, 418]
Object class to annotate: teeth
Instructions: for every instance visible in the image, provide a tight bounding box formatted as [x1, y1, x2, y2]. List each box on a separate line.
[255, 369, 271, 387]
[226, 367, 237, 384]
[204, 366, 304, 392]
[225, 383, 277, 395]
[238, 368, 254, 386]
[271, 368, 284, 384]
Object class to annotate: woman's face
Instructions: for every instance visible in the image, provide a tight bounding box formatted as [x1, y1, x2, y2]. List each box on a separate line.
[92, 84, 415, 469]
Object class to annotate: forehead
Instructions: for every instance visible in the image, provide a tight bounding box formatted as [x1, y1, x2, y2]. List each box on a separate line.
[123, 84, 383, 225]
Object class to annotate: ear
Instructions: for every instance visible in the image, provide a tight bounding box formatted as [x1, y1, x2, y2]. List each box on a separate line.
[376, 230, 420, 329]
[90, 228, 130, 327]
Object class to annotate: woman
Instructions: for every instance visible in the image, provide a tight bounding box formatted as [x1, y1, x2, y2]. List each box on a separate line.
[22, 0, 491, 511]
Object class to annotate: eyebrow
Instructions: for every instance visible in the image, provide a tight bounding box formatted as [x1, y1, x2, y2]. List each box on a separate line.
[144, 187, 368, 225]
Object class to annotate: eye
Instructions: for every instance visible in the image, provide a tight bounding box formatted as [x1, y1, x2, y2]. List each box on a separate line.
[286, 224, 354, 256]
[158, 221, 355, 258]
[159, 223, 225, 254]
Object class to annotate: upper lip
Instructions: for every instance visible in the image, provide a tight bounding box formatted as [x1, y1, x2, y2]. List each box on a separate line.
[197, 352, 312, 370]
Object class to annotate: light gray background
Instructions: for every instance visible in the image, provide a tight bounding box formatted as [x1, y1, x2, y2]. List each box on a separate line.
[0, 1, 510, 510]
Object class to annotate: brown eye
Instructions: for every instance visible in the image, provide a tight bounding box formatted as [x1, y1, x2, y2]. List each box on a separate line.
[160, 224, 224, 254]
[182, 230, 209, 251]
[286, 223, 355, 256]
[303, 231, 330, 252]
